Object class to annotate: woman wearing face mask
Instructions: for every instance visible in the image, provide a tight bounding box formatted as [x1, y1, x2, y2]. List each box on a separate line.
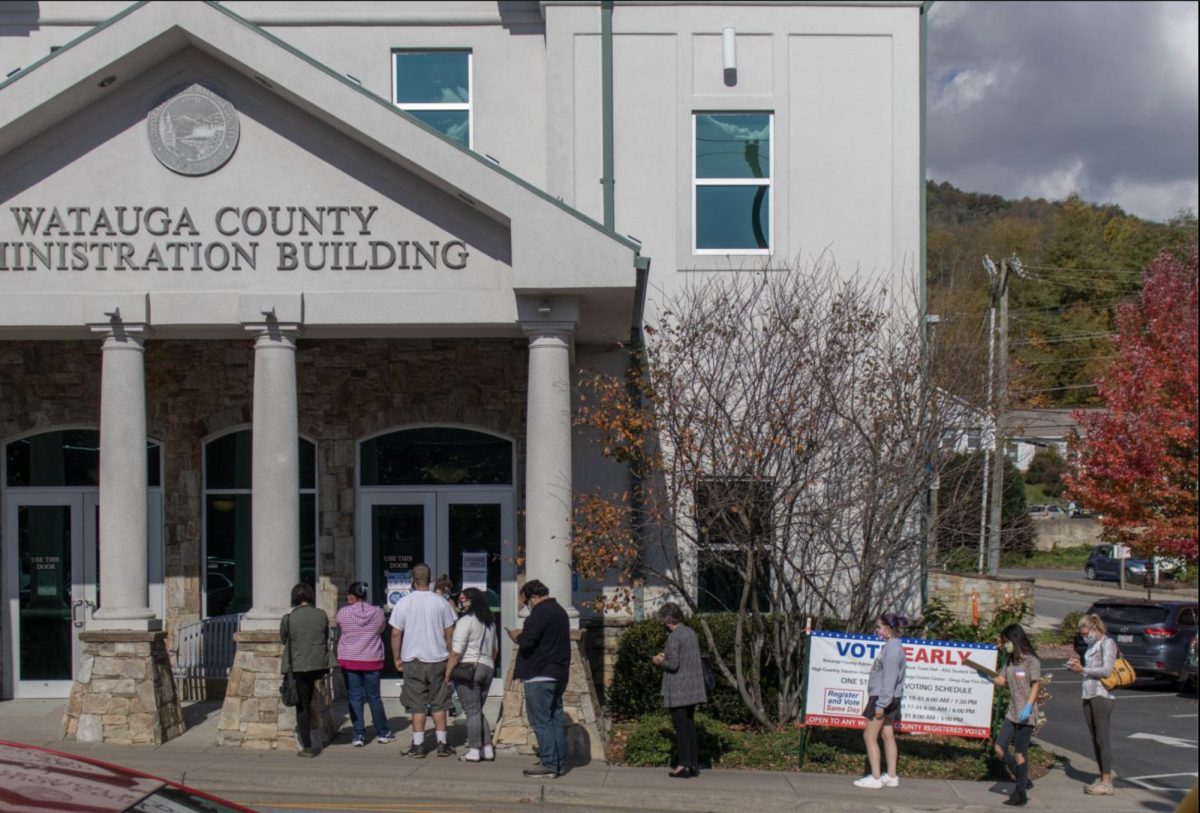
[854, 613, 908, 789]
[1067, 614, 1116, 795]
[982, 624, 1041, 807]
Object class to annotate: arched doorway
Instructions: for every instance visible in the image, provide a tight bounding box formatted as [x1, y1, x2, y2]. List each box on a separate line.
[355, 425, 517, 697]
[1, 428, 164, 698]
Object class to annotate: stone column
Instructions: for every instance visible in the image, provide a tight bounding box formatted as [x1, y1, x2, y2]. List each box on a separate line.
[242, 323, 300, 631]
[90, 324, 157, 630]
[522, 323, 578, 625]
[64, 320, 184, 746]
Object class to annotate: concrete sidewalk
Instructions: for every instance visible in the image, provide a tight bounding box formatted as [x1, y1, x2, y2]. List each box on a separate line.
[1033, 576, 1197, 601]
[0, 698, 1179, 813]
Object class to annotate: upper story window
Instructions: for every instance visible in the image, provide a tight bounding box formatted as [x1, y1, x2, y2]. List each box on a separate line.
[393, 50, 472, 148]
[693, 112, 772, 255]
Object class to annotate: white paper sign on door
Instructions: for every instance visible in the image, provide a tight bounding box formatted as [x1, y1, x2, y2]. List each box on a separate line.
[462, 552, 489, 591]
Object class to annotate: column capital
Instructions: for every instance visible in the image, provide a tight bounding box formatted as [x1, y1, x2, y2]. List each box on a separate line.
[520, 320, 576, 338]
[89, 320, 149, 346]
[243, 320, 301, 346]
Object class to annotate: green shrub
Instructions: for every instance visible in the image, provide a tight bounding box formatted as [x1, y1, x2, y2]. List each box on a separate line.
[621, 712, 738, 767]
[919, 597, 1027, 644]
[608, 613, 790, 725]
[1025, 448, 1068, 497]
[608, 619, 669, 720]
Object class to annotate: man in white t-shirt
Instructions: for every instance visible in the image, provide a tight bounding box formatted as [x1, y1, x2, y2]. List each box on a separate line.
[388, 563, 459, 757]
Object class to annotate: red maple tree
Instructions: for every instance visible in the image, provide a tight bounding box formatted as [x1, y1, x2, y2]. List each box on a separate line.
[1066, 247, 1199, 561]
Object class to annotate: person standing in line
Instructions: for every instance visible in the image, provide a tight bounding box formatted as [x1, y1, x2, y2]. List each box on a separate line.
[336, 581, 394, 747]
[389, 563, 459, 758]
[1067, 614, 1117, 795]
[432, 574, 461, 718]
[509, 579, 571, 779]
[652, 602, 708, 779]
[854, 613, 908, 789]
[280, 582, 331, 758]
[446, 587, 500, 763]
[985, 624, 1042, 807]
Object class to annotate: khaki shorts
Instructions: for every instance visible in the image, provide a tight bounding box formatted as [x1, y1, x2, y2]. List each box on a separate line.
[400, 659, 452, 713]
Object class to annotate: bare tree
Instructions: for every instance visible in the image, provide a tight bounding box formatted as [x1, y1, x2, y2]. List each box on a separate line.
[572, 261, 982, 726]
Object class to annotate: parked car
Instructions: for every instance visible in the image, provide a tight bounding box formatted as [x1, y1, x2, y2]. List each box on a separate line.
[1083, 544, 1183, 582]
[0, 740, 258, 812]
[1073, 599, 1199, 686]
[1185, 636, 1197, 694]
[1028, 503, 1068, 520]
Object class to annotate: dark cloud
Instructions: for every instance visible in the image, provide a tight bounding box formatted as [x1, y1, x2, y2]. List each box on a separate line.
[927, 1, 1198, 222]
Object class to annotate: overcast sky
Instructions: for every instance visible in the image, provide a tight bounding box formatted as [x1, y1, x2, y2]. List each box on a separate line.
[926, 1, 1199, 223]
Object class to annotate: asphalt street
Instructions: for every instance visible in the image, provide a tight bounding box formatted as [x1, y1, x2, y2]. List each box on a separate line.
[216, 798, 646, 813]
[1033, 586, 1096, 627]
[1034, 666, 1198, 804]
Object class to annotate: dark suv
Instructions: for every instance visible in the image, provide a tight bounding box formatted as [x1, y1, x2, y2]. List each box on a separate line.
[1074, 600, 1199, 686]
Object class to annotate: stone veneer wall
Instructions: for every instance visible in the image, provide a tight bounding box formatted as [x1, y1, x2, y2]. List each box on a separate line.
[0, 338, 529, 653]
[61, 631, 184, 745]
[927, 571, 1034, 625]
[494, 630, 607, 762]
[216, 630, 334, 750]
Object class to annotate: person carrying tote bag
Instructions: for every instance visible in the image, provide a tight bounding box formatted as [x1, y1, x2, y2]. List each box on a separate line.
[1067, 613, 1119, 795]
[280, 582, 331, 758]
[445, 587, 499, 763]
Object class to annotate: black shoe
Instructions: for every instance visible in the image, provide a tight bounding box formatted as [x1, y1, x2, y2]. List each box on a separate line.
[402, 743, 426, 759]
[524, 767, 559, 779]
[436, 742, 456, 758]
[669, 767, 695, 779]
[1004, 789, 1028, 807]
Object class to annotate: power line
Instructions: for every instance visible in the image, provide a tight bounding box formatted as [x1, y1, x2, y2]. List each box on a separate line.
[1011, 383, 1099, 394]
[1011, 332, 1117, 346]
[1022, 355, 1118, 365]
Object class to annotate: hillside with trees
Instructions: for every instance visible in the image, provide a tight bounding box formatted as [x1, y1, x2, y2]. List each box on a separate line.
[926, 181, 1197, 408]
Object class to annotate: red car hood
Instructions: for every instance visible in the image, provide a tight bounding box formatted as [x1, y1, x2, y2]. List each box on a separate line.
[0, 741, 164, 813]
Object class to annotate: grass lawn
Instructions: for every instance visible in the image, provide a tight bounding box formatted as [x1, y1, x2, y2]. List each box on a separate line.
[608, 718, 1058, 781]
[1000, 544, 1093, 570]
[1024, 483, 1061, 506]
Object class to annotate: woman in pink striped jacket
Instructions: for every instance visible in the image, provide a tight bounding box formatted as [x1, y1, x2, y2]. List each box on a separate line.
[336, 582, 394, 747]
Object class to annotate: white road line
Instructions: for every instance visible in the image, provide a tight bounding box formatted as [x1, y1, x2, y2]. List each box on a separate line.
[1172, 714, 1199, 718]
[1123, 772, 1197, 792]
[1128, 733, 1197, 748]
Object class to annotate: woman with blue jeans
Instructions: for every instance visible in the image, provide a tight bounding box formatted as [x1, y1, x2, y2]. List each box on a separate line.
[336, 582, 394, 747]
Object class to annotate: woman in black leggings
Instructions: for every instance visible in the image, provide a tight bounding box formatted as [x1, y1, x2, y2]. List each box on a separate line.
[652, 603, 708, 778]
[1067, 614, 1116, 795]
[281, 582, 331, 758]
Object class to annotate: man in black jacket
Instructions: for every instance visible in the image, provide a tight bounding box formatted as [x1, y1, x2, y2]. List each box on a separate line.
[508, 579, 570, 778]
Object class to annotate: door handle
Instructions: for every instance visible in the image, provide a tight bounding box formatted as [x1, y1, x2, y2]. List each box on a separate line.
[71, 599, 96, 628]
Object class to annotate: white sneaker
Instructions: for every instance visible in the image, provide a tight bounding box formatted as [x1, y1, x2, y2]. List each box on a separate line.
[881, 774, 899, 788]
[854, 775, 885, 789]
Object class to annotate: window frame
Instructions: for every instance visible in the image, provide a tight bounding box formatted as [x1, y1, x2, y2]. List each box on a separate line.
[692, 111, 774, 257]
[391, 48, 474, 149]
[693, 476, 774, 613]
[200, 427, 319, 618]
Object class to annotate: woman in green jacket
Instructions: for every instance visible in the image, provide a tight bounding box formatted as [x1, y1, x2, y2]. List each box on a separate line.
[281, 582, 331, 757]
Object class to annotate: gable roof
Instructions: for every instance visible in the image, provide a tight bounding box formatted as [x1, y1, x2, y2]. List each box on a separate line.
[0, 0, 643, 292]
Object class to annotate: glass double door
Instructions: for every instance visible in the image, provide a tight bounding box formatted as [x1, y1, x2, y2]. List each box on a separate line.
[3, 491, 163, 698]
[355, 490, 514, 698]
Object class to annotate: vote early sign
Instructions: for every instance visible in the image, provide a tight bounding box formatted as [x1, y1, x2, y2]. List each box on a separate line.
[804, 631, 999, 739]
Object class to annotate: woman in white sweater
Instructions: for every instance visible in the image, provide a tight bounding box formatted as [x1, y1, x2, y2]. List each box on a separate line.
[445, 587, 500, 762]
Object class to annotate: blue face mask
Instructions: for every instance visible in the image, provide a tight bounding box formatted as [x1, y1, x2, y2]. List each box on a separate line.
[1083, 631, 1097, 645]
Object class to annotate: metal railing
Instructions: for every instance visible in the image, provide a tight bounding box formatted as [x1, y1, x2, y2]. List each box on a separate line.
[171, 613, 244, 700]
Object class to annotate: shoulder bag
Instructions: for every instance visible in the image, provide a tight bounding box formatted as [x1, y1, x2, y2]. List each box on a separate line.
[279, 615, 300, 707]
[1101, 639, 1137, 690]
[700, 652, 717, 693]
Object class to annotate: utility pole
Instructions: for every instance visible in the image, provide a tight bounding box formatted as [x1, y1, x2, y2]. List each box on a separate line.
[978, 301, 996, 573]
[984, 256, 1023, 576]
